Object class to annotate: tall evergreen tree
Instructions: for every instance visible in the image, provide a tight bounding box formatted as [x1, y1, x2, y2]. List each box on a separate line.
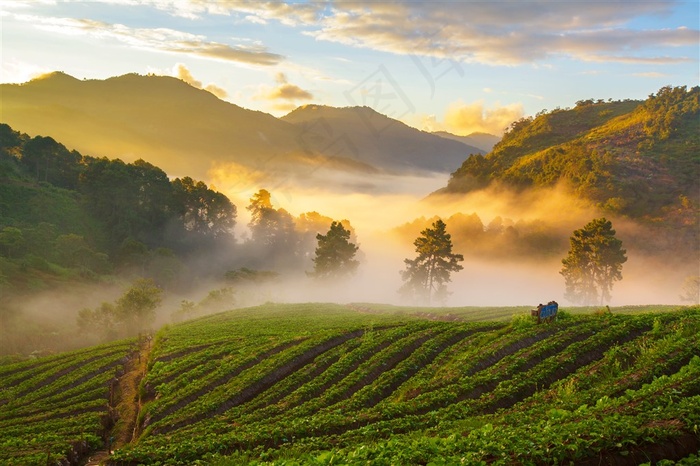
[310, 221, 359, 279]
[246, 189, 299, 267]
[400, 219, 464, 304]
[560, 217, 627, 305]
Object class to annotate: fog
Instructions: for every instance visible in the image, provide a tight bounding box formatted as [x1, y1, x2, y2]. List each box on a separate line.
[211, 167, 695, 308]
[3, 167, 695, 356]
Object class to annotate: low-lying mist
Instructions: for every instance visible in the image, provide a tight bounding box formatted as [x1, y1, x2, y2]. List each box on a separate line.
[211, 169, 696, 308]
[3, 168, 696, 357]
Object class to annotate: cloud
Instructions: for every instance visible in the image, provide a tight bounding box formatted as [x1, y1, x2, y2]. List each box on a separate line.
[40, 1, 696, 67]
[14, 13, 284, 66]
[581, 55, 693, 65]
[214, 1, 697, 66]
[204, 83, 228, 99]
[254, 72, 314, 103]
[173, 63, 228, 98]
[632, 71, 671, 78]
[444, 100, 524, 136]
[99, 0, 321, 24]
[1, 58, 52, 84]
[175, 63, 202, 87]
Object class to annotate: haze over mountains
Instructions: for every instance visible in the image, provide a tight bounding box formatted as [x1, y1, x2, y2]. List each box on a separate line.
[434, 86, 699, 228]
[431, 131, 500, 152]
[0, 72, 489, 195]
[282, 105, 484, 173]
[1, 73, 698, 311]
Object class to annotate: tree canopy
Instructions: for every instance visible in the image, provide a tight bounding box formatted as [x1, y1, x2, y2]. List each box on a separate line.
[77, 278, 162, 340]
[400, 219, 464, 305]
[560, 217, 627, 305]
[310, 221, 359, 280]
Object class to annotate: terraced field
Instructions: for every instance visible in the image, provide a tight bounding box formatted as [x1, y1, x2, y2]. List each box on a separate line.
[1, 303, 699, 465]
[0, 339, 136, 465]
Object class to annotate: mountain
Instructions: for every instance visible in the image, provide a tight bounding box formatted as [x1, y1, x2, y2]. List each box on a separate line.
[282, 105, 477, 173]
[1, 72, 330, 181]
[1, 73, 473, 191]
[432, 131, 500, 152]
[436, 86, 700, 227]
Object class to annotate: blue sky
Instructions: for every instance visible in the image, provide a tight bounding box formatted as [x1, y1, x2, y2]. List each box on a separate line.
[2, 0, 699, 135]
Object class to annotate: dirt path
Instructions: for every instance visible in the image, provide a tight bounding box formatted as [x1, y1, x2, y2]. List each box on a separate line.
[116, 336, 152, 446]
[83, 450, 111, 466]
[81, 336, 152, 465]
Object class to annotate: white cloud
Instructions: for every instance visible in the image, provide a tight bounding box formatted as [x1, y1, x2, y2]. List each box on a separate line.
[632, 71, 671, 78]
[49, 1, 697, 67]
[214, 1, 697, 66]
[13, 13, 284, 66]
[244, 15, 267, 25]
[1, 58, 52, 83]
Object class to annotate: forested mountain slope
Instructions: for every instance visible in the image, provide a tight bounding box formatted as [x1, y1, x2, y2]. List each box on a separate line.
[439, 86, 699, 227]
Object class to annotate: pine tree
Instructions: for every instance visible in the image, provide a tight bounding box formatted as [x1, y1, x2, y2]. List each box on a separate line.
[311, 221, 359, 279]
[560, 217, 627, 305]
[400, 219, 464, 304]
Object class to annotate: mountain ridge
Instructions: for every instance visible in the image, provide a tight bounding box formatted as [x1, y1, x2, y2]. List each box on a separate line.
[1, 73, 477, 189]
[281, 104, 482, 173]
[436, 86, 699, 229]
[431, 130, 500, 152]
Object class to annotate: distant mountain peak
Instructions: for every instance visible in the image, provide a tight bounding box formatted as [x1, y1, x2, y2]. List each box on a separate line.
[30, 71, 80, 83]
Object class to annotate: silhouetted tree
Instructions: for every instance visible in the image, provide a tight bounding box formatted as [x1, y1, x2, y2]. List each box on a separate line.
[400, 219, 464, 305]
[560, 218, 627, 305]
[310, 221, 359, 279]
[172, 176, 236, 240]
[246, 189, 299, 267]
[21, 136, 82, 188]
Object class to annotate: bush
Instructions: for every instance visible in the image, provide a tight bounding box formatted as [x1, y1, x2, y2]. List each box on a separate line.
[510, 312, 536, 329]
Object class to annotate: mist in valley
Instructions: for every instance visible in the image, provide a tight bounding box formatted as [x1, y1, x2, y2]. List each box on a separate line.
[2, 130, 697, 358]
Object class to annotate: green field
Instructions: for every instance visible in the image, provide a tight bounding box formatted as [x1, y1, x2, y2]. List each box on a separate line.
[1, 303, 699, 465]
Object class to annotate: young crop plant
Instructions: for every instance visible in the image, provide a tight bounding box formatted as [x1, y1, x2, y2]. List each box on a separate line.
[5, 304, 698, 465]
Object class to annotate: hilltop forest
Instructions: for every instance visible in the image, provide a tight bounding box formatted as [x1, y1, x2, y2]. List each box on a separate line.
[440, 86, 698, 231]
[420, 86, 699, 263]
[0, 124, 354, 354]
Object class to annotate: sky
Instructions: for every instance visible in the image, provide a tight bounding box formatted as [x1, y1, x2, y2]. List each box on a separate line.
[2, 0, 699, 136]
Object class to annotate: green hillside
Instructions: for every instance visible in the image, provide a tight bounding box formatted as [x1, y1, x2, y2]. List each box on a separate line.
[0, 123, 236, 293]
[0, 338, 136, 464]
[441, 86, 699, 225]
[2, 304, 698, 465]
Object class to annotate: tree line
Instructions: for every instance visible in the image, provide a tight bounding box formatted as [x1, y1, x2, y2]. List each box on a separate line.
[2, 123, 697, 352]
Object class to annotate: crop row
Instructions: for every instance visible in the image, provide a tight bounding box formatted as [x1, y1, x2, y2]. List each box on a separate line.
[170, 321, 464, 435]
[283, 357, 700, 466]
[0, 340, 132, 399]
[111, 314, 674, 464]
[144, 326, 392, 435]
[0, 339, 135, 465]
